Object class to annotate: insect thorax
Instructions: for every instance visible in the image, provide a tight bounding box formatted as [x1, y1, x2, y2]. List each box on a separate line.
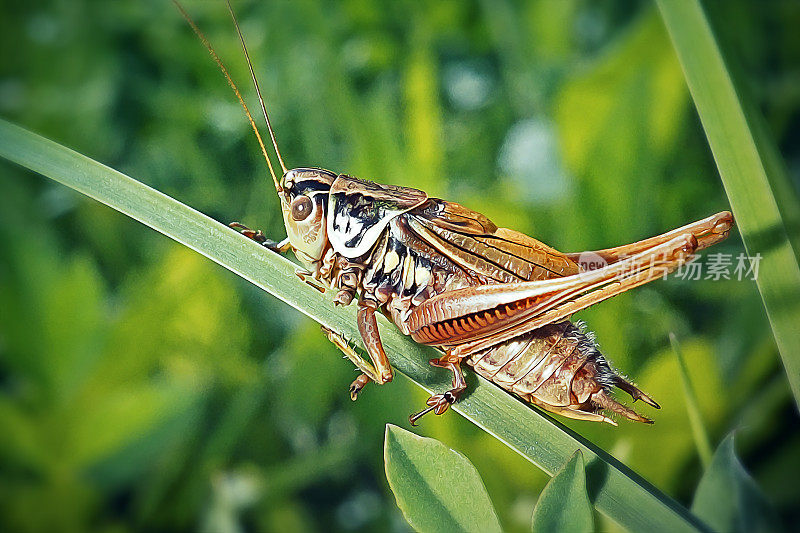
[315, 215, 471, 333]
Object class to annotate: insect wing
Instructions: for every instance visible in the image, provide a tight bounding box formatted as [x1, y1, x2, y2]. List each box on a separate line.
[412, 198, 497, 234]
[327, 175, 428, 258]
[406, 200, 580, 283]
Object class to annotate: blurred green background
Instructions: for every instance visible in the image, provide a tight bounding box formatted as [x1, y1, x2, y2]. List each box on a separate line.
[1, 0, 799, 531]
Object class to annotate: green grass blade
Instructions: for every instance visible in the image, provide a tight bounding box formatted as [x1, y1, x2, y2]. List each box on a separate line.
[0, 119, 707, 533]
[670, 334, 713, 468]
[656, 0, 800, 409]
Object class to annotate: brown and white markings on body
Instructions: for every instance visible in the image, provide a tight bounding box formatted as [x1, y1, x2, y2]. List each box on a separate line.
[175, 0, 734, 426]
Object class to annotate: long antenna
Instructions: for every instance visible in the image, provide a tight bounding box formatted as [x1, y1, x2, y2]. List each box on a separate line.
[225, 0, 288, 175]
[172, 0, 282, 194]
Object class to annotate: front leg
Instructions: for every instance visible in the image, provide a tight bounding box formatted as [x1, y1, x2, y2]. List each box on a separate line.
[229, 222, 291, 253]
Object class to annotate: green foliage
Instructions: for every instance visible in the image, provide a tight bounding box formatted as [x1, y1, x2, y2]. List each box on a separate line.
[0, 117, 705, 533]
[1, 0, 798, 531]
[531, 450, 593, 533]
[692, 434, 782, 532]
[657, 0, 800, 408]
[670, 333, 713, 467]
[384, 424, 502, 533]
[0, 160, 251, 530]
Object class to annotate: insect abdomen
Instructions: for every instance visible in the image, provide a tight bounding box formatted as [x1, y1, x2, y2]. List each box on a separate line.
[466, 321, 657, 423]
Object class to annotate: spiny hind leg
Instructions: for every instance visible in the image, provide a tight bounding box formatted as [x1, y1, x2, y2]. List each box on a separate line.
[321, 326, 380, 400]
[452, 234, 699, 357]
[229, 222, 291, 253]
[567, 211, 733, 267]
[409, 352, 467, 426]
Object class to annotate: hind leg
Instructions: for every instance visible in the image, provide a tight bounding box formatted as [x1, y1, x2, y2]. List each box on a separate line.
[567, 211, 732, 268]
[409, 352, 467, 426]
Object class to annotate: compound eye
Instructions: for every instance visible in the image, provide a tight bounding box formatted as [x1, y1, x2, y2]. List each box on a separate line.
[291, 195, 314, 221]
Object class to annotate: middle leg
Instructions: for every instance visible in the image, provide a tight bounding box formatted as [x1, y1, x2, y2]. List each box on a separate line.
[322, 301, 395, 401]
[357, 301, 394, 384]
[322, 326, 379, 400]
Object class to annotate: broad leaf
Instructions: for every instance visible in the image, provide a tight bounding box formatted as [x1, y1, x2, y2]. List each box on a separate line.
[692, 433, 781, 532]
[384, 424, 501, 533]
[531, 449, 593, 533]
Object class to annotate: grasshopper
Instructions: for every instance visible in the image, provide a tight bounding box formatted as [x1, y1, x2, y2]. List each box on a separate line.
[176, 1, 733, 426]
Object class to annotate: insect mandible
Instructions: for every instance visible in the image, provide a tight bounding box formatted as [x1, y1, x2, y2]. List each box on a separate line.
[175, 1, 734, 426]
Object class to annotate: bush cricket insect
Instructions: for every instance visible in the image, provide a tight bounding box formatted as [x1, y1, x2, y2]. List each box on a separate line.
[175, 1, 734, 426]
